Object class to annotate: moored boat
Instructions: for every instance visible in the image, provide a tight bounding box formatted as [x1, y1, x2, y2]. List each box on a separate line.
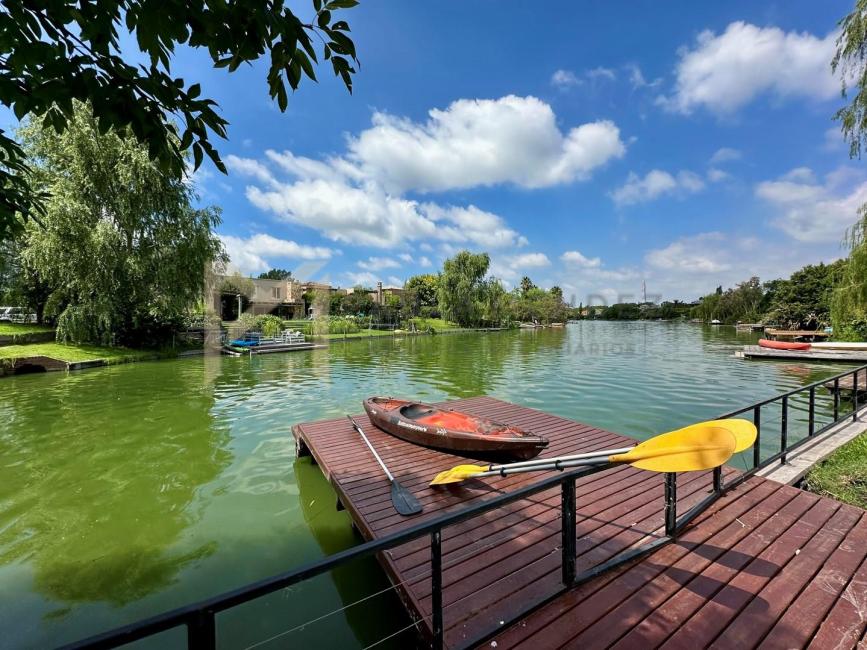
[758, 339, 811, 351]
[811, 341, 867, 351]
[362, 397, 549, 460]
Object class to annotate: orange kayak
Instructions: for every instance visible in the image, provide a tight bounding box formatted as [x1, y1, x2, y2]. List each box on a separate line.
[362, 397, 549, 460]
[758, 339, 811, 351]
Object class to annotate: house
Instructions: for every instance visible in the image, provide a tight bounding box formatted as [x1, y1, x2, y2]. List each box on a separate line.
[345, 282, 405, 305]
[215, 276, 345, 320]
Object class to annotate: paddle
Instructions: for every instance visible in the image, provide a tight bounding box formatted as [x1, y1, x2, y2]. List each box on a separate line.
[479, 418, 757, 474]
[430, 424, 739, 485]
[346, 415, 423, 516]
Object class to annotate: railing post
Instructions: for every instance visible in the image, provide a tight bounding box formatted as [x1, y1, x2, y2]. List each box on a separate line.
[187, 610, 216, 650]
[834, 378, 840, 421]
[752, 405, 761, 469]
[780, 395, 788, 465]
[664, 473, 677, 537]
[430, 529, 444, 650]
[854, 370, 859, 422]
[561, 476, 577, 587]
[808, 387, 815, 436]
[712, 466, 722, 493]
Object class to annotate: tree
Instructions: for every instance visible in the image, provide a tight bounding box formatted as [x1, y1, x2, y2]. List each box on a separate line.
[0, 0, 359, 240]
[834, 1, 867, 158]
[405, 274, 439, 307]
[343, 287, 374, 316]
[16, 103, 226, 345]
[520, 276, 535, 297]
[258, 268, 292, 280]
[438, 251, 490, 327]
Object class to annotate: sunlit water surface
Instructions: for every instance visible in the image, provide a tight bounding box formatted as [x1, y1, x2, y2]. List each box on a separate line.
[0, 323, 852, 648]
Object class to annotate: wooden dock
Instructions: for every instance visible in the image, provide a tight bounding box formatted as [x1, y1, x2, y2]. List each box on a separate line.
[824, 368, 867, 395]
[740, 345, 867, 362]
[293, 397, 867, 649]
[765, 329, 830, 340]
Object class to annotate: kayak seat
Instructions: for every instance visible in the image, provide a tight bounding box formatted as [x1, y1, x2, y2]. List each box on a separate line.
[401, 404, 436, 419]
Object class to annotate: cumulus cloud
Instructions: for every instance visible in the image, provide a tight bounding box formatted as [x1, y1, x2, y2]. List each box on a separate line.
[709, 147, 742, 164]
[230, 95, 623, 249]
[625, 64, 661, 89]
[560, 250, 602, 268]
[586, 66, 616, 81]
[756, 167, 867, 242]
[611, 169, 705, 206]
[645, 232, 731, 273]
[348, 96, 625, 192]
[220, 234, 336, 275]
[489, 252, 551, 284]
[658, 22, 838, 115]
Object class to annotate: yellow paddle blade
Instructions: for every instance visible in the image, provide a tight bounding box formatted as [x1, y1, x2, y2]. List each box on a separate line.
[609, 425, 736, 472]
[430, 464, 489, 485]
[710, 419, 757, 453]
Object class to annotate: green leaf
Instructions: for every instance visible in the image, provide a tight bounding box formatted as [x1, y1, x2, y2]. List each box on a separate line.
[192, 142, 203, 169]
[188, 83, 201, 98]
[295, 49, 317, 81]
[317, 10, 331, 28]
[326, 0, 360, 9]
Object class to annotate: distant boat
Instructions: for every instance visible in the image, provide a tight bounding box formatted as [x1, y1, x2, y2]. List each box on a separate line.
[710, 319, 722, 325]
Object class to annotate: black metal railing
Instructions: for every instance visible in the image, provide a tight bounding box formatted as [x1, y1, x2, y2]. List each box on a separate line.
[717, 363, 867, 489]
[63, 363, 867, 650]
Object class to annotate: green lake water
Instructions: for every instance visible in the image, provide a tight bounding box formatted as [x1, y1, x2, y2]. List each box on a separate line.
[0, 322, 855, 649]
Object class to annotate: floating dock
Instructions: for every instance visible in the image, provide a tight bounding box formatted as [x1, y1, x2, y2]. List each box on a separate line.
[221, 341, 323, 356]
[740, 345, 867, 362]
[293, 396, 867, 649]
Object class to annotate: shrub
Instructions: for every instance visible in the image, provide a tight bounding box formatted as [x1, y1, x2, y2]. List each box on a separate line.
[836, 317, 867, 342]
[255, 314, 285, 337]
[311, 316, 362, 335]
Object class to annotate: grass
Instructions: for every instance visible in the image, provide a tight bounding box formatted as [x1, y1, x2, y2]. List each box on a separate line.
[407, 317, 461, 332]
[803, 432, 867, 509]
[0, 322, 54, 336]
[312, 328, 399, 339]
[0, 342, 151, 363]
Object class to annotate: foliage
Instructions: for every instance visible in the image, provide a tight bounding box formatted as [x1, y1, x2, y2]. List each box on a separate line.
[599, 303, 642, 320]
[519, 276, 535, 297]
[0, 341, 150, 363]
[766, 262, 845, 329]
[255, 314, 285, 337]
[691, 277, 765, 324]
[480, 279, 511, 326]
[834, 1, 867, 159]
[832, 213, 867, 337]
[16, 104, 225, 346]
[438, 251, 490, 327]
[512, 285, 569, 324]
[219, 273, 255, 297]
[804, 432, 867, 509]
[405, 274, 439, 308]
[311, 315, 361, 335]
[342, 287, 375, 315]
[0, 0, 359, 239]
[257, 268, 293, 280]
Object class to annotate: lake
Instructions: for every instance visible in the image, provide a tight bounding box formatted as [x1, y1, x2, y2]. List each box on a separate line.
[0, 322, 852, 648]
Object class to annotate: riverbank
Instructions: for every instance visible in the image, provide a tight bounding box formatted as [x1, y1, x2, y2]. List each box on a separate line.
[0, 322, 56, 345]
[0, 341, 189, 376]
[804, 430, 867, 508]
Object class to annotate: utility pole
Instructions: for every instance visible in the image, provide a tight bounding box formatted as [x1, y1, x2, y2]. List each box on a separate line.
[642, 280, 647, 304]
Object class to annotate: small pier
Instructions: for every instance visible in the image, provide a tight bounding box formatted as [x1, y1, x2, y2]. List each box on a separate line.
[293, 396, 867, 649]
[740, 345, 867, 362]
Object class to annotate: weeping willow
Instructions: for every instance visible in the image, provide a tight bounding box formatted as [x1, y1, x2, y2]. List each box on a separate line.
[831, 210, 867, 340]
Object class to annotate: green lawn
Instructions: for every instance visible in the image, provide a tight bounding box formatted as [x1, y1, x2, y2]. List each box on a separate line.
[312, 328, 399, 339]
[407, 317, 461, 332]
[0, 322, 54, 336]
[803, 432, 867, 509]
[0, 342, 149, 363]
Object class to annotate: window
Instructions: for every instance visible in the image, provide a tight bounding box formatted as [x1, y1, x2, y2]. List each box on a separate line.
[272, 287, 281, 300]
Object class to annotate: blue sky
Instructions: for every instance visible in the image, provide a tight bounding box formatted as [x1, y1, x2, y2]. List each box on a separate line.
[33, 2, 867, 304]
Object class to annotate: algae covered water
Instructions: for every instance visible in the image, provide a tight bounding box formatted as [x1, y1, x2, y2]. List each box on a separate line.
[0, 323, 850, 648]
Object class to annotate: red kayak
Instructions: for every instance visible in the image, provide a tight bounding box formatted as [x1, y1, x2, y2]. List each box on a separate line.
[362, 397, 549, 460]
[758, 339, 811, 351]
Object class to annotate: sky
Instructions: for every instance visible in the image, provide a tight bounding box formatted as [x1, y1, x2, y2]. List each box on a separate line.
[43, 2, 867, 305]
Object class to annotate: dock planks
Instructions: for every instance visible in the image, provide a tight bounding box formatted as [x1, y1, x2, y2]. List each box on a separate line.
[293, 396, 867, 649]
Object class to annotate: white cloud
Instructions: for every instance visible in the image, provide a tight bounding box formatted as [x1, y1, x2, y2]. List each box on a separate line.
[230, 95, 623, 249]
[344, 271, 380, 287]
[659, 21, 838, 115]
[624, 64, 661, 89]
[823, 127, 846, 151]
[220, 234, 336, 275]
[611, 169, 705, 206]
[511, 253, 551, 268]
[645, 232, 731, 273]
[357, 256, 401, 271]
[560, 250, 602, 268]
[419, 256, 432, 268]
[398, 253, 413, 263]
[551, 69, 581, 88]
[756, 167, 867, 242]
[586, 66, 616, 81]
[489, 252, 551, 284]
[348, 96, 625, 192]
[707, 168, 732, 183]
[709, 147, 742, 164]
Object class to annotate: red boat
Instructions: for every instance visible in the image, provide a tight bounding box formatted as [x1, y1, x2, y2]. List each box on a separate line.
[362, 397, 549, 460]
[758, 339, 811, 351]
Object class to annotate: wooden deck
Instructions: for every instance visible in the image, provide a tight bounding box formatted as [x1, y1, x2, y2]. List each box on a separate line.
[292, 397, 867, 649]
[740, 345, 867, 362]
[825, 368, 867, 395]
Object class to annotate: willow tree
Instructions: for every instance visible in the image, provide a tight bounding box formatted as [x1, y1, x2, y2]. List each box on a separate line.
[17, 103, 226, 346]
[830, 2, 867, 336]
[438, 251, 491, 327]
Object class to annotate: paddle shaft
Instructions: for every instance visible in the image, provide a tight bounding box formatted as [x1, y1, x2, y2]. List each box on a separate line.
[476, 456, 615, 479]
[347, 415, 394, 482]
[486, 446, 634, 472]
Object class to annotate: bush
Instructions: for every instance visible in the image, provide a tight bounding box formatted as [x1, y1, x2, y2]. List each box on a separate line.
[836, 317, 867, 342]
[255, 314, 285, 337]
[311, 316, 362, 335]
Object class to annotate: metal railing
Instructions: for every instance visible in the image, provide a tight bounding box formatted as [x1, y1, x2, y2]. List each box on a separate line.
[63, 363, 866, 650]
[717, 363, 866, 489]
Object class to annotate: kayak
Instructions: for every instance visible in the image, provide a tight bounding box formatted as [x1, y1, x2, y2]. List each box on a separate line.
[758, 339, 811, 351]
[362, 397, 549, 460]
[811, 342, 867, 350]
